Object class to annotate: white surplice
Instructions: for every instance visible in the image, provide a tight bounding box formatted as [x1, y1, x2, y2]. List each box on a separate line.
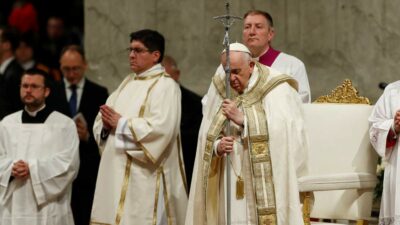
[268, 52, 311, 103]
[91, 64, 187, 225]
[0, 111, 80, 225]
[186, 64, 308, 225]
[369, 81, 400, 225]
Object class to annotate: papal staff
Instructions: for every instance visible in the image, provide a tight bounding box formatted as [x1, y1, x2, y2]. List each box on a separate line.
[213, 2, 241, 225]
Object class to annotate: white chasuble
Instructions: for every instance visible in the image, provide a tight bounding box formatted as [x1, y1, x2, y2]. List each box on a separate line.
[91, 64, 187, 225]
[0, 111, 79, 225]
[186, 63, 308, 225]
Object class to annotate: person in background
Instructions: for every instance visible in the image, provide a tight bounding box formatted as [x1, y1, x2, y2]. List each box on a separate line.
[58, 44, 108, 225]
[8, 0, 39, 34]
[15, 32, 57, 80]
[162, 55, 202, 190]
[39, 16, 80, 70]
[0, 27, 24, 119]
[242, 9, 311, 102]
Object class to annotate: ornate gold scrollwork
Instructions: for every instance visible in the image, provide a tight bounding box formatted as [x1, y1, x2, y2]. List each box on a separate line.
[314, 79, 370, 105]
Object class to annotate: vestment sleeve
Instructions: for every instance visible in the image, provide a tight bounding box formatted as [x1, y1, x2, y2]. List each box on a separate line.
[114, 117, 141, 149]
[264, 82, 308, 178]
[202, 64, 224, 116]
[127, 79, 181, 164]
[29, 121, 80, 206]
[293, 61, 311, 103]
[369, 89, 396, 160]
[0, 123, 16, 204]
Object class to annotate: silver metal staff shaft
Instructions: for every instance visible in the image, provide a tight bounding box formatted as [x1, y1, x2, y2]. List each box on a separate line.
[214, 2, 241, 225]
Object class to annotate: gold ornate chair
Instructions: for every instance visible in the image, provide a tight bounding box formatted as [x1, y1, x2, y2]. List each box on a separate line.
[299, 79, 379, 225]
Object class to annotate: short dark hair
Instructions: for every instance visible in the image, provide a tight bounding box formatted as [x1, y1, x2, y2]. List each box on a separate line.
[244, 10, 274, 27]
[22, 68, 51, 88]
[60, 44, 86, 61]
[0, 27, 20, 52]
[19, 32, 37, 49]
[130, 29, 165, 63]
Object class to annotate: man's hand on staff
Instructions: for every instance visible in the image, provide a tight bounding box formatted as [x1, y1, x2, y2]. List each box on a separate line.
[217, 136, 235, 156]
[222, 99, 244, 126]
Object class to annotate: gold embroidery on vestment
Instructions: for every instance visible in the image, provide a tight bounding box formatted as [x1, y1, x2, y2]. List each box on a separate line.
[115, 155, 133, 225]
[177, 135, 188, 194]
[162, 169, 173, 225]
[202, 62, 298, 225]
[151, 169, 161, 225]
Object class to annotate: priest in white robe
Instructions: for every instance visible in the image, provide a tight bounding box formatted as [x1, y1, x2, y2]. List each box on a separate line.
[243, 9, 310, 103]
[0, 68, 80, 225]
[90, 29, 187, 225]
[369, 81, 400, 225]
[185, 43, 308, 225]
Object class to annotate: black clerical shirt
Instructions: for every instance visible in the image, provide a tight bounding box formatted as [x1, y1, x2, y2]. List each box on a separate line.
[9, 106, 54, 183]
[22, 106, 53, 123]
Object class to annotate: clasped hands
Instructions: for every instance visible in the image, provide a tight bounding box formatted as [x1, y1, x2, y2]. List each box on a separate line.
[100, 105, 122, 132]
[12, 160, 29, 179]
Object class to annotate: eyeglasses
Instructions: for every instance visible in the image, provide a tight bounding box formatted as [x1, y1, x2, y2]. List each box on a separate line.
[61, 66, 83, 74]
[126, 47, 150, 55]
[21, 84, 45, 90]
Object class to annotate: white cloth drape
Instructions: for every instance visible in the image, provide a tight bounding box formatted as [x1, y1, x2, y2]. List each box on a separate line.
[0, 111, 79, 225]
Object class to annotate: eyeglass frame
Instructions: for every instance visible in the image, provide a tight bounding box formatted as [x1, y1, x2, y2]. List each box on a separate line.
[125, 47, 152, 55]
[61, 66, 84, 74]
[20, 83, 46, 90]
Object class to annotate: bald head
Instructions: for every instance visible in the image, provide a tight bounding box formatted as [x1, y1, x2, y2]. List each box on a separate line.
[162, 55, 180, 81]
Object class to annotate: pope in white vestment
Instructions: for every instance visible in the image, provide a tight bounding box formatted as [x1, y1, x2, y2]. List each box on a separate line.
[0, 110, 80, 225]
[369, 81, 400, 225]
[186, 43, 308, 225]
[90, 63, 187, 225]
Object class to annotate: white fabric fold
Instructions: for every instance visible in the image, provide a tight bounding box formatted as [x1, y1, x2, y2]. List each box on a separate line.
[0, 111, 79, 225]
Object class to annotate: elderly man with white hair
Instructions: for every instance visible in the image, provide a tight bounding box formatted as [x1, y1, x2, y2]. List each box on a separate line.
[185, 43, 308, 225]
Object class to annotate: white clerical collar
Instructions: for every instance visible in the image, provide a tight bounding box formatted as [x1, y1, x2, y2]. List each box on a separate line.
[64, 77, 86, 90]
[25, 104, 46, 117]
[21, 60, 35, 70]
[0, 57, 15, 74]
[136, 64, 164, 78]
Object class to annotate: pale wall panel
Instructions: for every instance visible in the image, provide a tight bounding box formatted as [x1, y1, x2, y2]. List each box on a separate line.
[85, 0, 400, 103]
